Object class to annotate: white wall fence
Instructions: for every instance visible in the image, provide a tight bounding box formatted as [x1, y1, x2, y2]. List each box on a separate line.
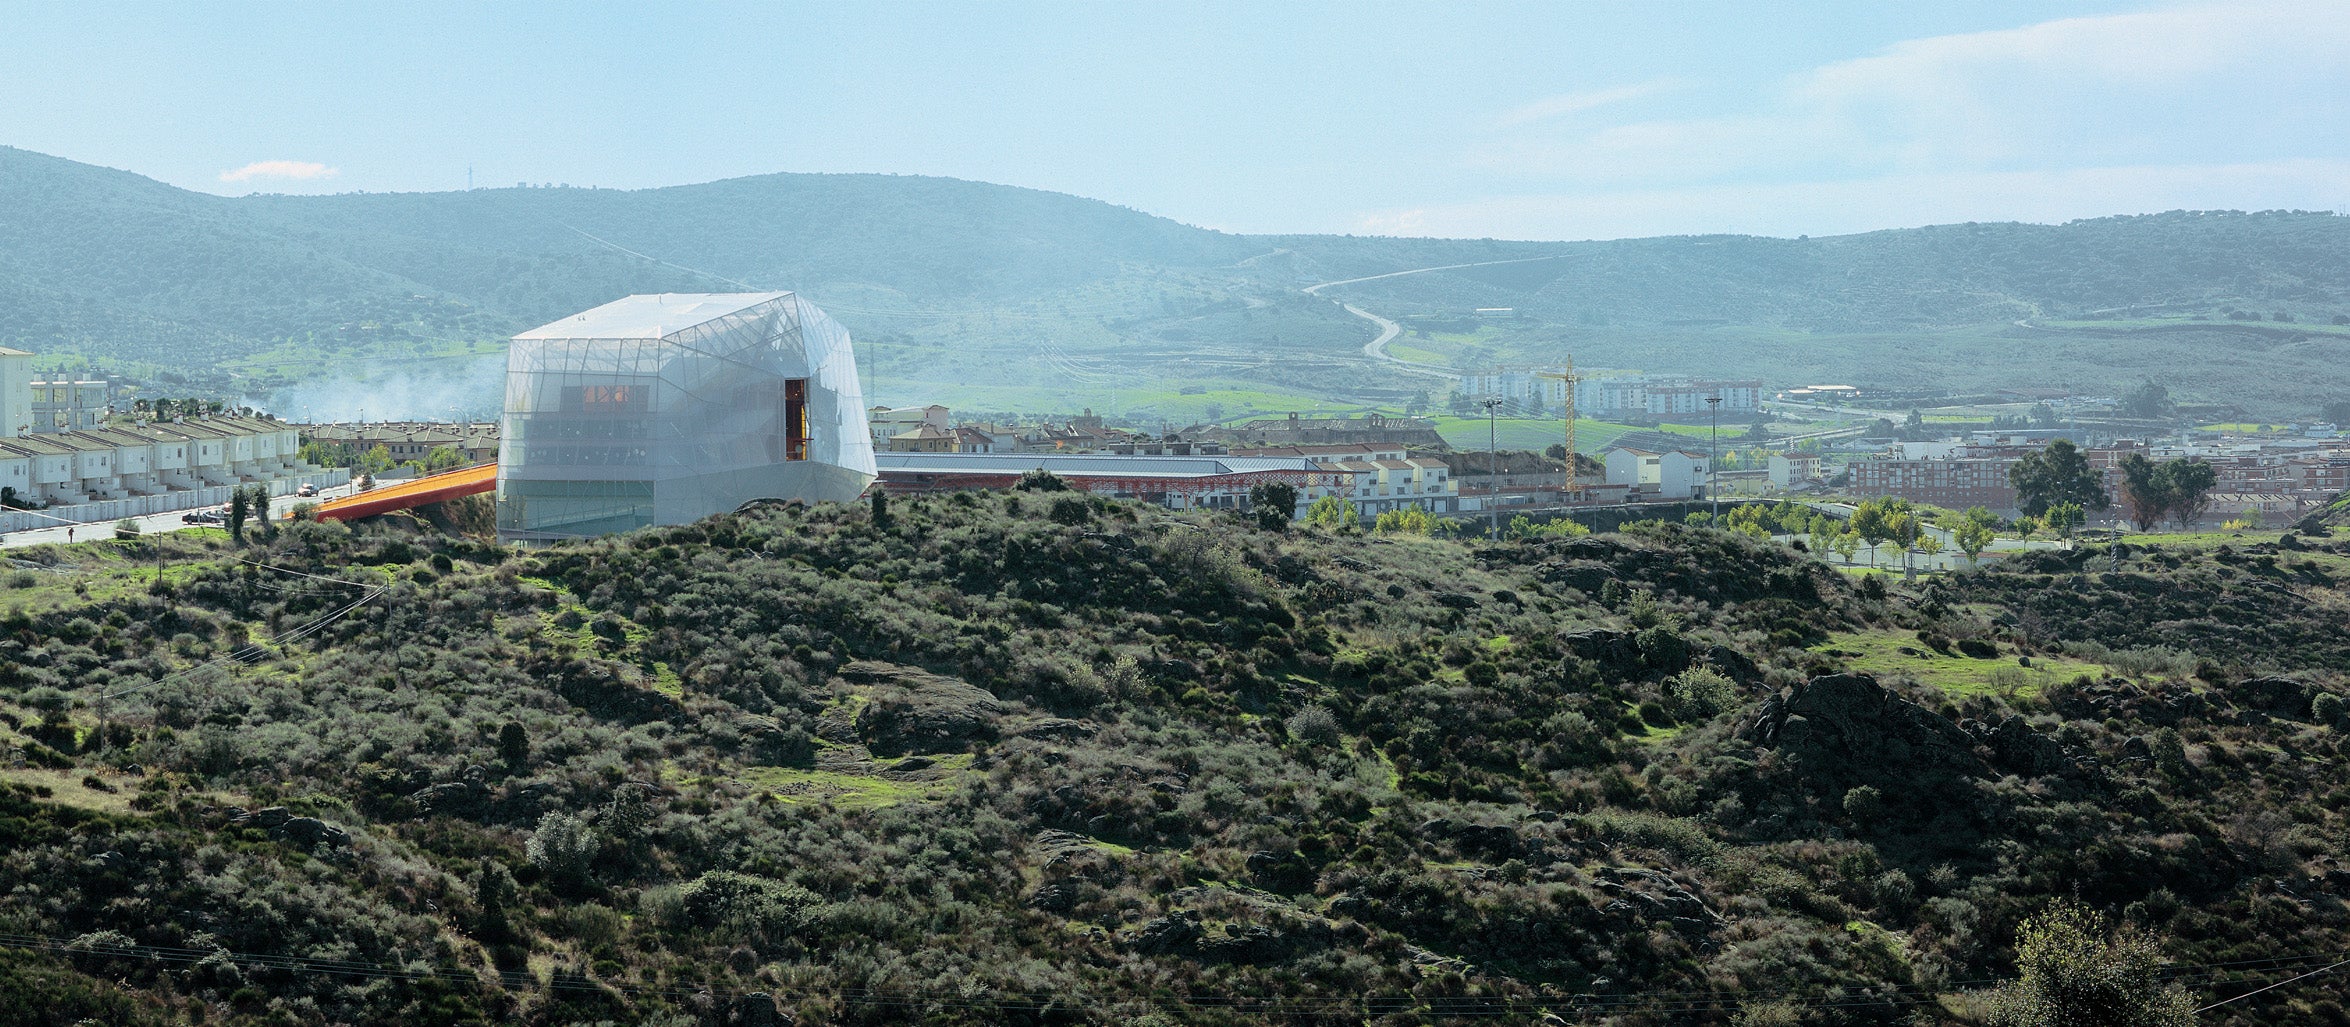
[0, 469, 351, 534]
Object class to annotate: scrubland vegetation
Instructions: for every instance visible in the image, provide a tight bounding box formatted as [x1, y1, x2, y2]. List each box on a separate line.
[2, 493, 2348, 1025]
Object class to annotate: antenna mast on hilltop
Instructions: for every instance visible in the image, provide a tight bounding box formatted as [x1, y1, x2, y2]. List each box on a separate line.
[1537, 359, 1580, 502]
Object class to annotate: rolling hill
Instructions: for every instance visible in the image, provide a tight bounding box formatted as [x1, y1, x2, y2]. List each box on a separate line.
[2, 144, 2346, 417]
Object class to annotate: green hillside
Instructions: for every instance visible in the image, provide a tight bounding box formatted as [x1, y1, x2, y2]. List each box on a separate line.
[3, 145, 2347, 416]
[3, 500, 2348, 1023]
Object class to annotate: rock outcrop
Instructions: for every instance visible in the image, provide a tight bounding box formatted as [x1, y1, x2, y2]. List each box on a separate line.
[1743, 673, 1986, 781]
[843, 661, 1007, 756]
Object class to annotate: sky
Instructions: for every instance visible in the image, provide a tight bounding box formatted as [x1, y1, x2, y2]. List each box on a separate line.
[3, 0, 2345, 241]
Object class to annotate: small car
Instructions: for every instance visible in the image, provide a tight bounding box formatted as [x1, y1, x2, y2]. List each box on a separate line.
[297, 483, 319, 497]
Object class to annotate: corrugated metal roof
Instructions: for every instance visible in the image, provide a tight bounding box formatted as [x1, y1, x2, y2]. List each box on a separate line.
[875, 452, 1315, 479]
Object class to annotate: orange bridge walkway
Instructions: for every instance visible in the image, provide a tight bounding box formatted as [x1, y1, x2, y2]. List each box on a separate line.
[304, 464, 498, 522]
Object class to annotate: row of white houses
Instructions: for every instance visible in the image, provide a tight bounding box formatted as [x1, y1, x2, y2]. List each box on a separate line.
[0, 416, 306, 507]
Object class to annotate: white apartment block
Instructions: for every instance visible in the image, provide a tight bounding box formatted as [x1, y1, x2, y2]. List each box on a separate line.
[1461, 369, 1763, 417]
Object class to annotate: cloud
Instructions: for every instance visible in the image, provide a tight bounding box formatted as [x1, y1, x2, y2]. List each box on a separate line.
[1352, 208, 1430, 235]
[1490, 79, 1686, 129]
[1471, 1, 2350, 188]
[219, 160, 339, 183]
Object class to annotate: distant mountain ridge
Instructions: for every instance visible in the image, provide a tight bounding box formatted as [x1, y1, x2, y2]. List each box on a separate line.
[2, 144, 2345, 413]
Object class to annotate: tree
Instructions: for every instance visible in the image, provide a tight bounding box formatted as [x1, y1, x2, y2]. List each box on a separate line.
[418, 445, 467, 473]
[2013, 515, 2041, 543]
[1248, 481, 1299, 531]
[869, 489, 893, 530]
[246, 485, 273, 537]
[227, 489, 249, 541]
[1304, 494, 1355, 532]
[2324, 399, 2350, 425]
[2164, 459, 2216, 528]
[1916, 532, 1945, 566]
[1829, 531, 1862, 566]
[1986, 900, 2193, 1027]
[2030, 402, 2062, 428]
[2043, 502, 2085, 539]
[360, 444, 395, 474]
[2118, 454, 2171, 532]
[2118, 381, 2178, 421]
[1374, 507, 1437, 535]
[1953, 518, 1995, 567]
[473, 864, 516, 944]
[1888, 510, 1923, 572]
[2009, 439, 2109, 517]
[497, 721, 530, 769]
[1723, 504, 1773, 540]
[1850, 499, 1893, 567]
[1509, 513, 1590, 540]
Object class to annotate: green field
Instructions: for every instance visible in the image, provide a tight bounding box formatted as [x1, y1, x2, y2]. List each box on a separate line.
[1812, 630, 2108, 698]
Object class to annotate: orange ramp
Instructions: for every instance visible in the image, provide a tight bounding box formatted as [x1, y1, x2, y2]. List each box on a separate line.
[305, 463, 498, 522]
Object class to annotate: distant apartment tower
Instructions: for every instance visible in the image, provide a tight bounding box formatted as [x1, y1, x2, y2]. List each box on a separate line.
[1847, 454, 2022, 512]
[0, 347, 31, 436]
[1462, 370, 1762, 417]
[29, 378, 108, 433]
[498, 293, 876, 540]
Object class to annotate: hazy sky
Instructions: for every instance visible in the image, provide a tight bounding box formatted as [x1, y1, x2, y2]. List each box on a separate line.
[4, 1, 2344, 240]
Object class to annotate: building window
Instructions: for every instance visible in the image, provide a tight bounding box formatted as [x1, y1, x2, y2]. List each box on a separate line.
[783, 378, 810, 460]
[569, 384, 645, 413]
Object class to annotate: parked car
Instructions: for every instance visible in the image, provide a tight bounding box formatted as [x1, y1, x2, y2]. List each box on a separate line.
[297, 483, 319, 497]
[181, 507, 224, 524]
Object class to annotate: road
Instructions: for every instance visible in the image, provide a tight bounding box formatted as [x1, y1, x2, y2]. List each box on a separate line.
[1800, 501, 2066, 573]
[0, 479, 368, 549]
[1302, 254, 1584, 382]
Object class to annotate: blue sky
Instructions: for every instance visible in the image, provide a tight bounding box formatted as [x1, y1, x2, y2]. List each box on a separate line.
[3, 1, 2343, 240]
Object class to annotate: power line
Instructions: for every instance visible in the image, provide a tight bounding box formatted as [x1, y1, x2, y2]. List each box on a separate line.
[98, 557, 386, 701]
[5, 930, 2343, 1017]
[2192, 956, 2350, 1014]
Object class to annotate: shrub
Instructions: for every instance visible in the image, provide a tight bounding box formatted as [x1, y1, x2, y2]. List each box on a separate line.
[1665, 666, 1738, 722]
[1844, 785, 1885, 822]
[2315, 692, 2346, 728]
[1986, 901, 2194, 1027]
[673, 870, 820, 949]
[526, 810, 601, 890]
[1014, 468, 1070, 492]
[1286, 705, 1342, 746]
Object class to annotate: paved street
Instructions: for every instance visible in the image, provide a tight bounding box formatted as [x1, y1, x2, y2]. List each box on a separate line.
[0, 479, 365, 549]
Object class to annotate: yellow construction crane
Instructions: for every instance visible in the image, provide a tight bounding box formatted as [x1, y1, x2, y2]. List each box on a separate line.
[1535, 360, 1580, 502]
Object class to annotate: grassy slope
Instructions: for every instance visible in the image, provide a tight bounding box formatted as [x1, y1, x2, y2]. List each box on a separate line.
[1, 500, 2348, 1025]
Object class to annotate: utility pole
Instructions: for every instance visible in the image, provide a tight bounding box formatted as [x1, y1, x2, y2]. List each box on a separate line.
[1707, 393, 1723, 521]
[1482, 397, 1504, 539]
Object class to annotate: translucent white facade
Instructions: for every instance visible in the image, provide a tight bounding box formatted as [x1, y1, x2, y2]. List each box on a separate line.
[498, 293, 875, 540]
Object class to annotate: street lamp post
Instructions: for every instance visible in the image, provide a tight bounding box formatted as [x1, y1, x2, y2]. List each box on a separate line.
[1482, 397, 1504, 540]
[1706, 394, 1723, 521]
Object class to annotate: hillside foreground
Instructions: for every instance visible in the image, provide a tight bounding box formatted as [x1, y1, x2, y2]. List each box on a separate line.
[2, 495, 2348, 1025]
